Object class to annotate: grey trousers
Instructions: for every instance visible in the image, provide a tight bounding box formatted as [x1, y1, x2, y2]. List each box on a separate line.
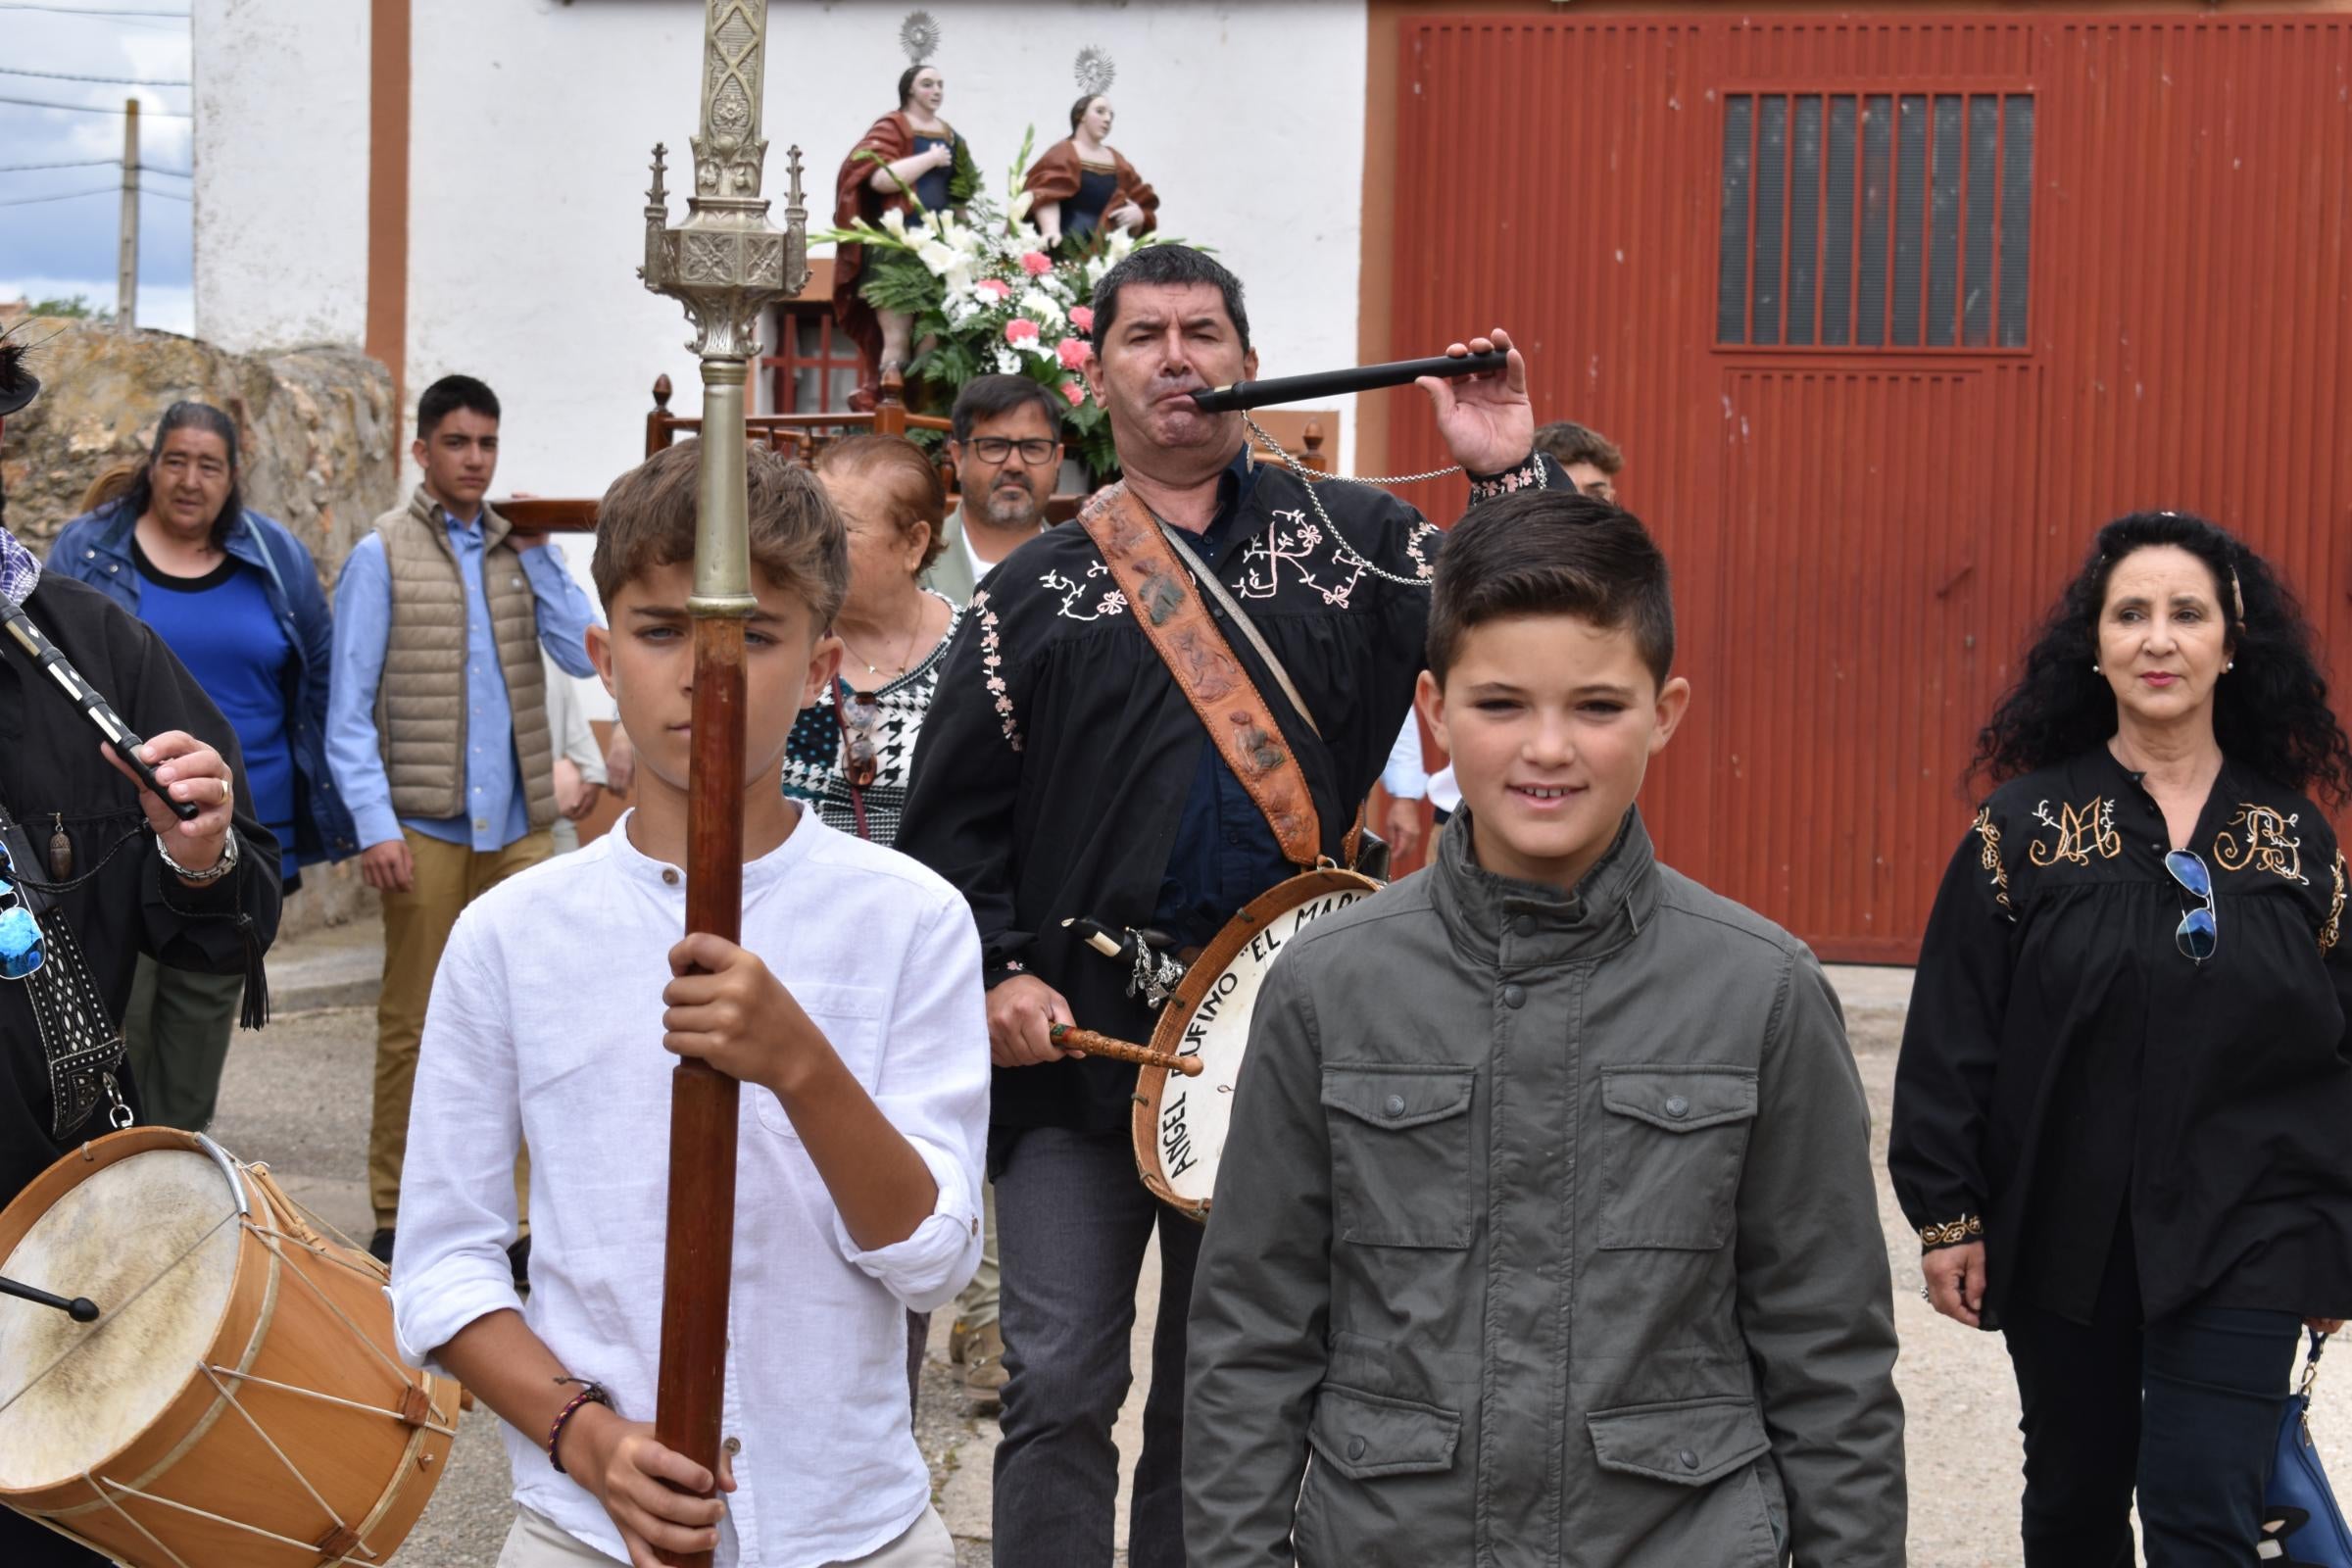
[991, 1126, 1201, 1568]
[122, 954, 244, 1132]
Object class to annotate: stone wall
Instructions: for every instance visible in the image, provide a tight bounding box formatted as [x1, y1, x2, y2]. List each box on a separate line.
[2, 322, 400, 938]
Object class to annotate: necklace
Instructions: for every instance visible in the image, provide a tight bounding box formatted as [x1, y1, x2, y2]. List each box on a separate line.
[838, 603, 930, 681]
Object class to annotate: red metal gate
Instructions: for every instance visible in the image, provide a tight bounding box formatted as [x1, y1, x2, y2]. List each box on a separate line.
[1385, 10, 2352, 961]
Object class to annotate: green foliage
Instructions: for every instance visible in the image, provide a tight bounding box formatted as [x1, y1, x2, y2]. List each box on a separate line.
[24, 294, 106, 321]
[948, 137, 983, 207]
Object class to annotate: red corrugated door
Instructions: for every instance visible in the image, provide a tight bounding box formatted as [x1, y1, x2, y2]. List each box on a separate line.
[1389, 11, 2352, 962]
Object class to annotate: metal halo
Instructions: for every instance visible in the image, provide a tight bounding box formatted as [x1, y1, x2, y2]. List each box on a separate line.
[1074, 45, 1116, 99]
[900, 9, 942, 67]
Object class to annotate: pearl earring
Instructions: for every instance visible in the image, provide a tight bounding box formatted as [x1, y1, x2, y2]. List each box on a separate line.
[2228, 661, 2235, 672]
[2091, 662, 2101, 673]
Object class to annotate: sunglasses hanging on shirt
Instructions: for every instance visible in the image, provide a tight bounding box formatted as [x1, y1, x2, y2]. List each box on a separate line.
[2165, 848, 2220, 963]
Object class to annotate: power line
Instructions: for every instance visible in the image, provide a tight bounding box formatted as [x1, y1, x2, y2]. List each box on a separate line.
[0, 93, 190, 118]
[141, 163, 192, 178]
[0, 157, 113, 172]
[0, 5, 190, 16]
[141, 184, 188, 202]
[0, 183, 115, 208]
[0, 67, 191, 87]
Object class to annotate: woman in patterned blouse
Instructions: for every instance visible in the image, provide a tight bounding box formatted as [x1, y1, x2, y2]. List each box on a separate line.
[783, 434, 964, 850]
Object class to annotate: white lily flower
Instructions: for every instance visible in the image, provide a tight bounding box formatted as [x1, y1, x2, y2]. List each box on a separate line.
[945, 262, 976, 298]
[1009, 190, 1036, 221]
[915, 239, 959, 276]
[880, 208, 907, 238]
[1019, 290, 1065, 326]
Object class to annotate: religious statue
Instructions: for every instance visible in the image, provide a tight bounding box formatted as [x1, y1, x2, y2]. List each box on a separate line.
[1024, 47, 1158, 253]
[832, 10, 978, 404]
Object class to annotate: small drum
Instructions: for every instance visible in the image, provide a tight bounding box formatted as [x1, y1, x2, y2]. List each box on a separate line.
[0, 1128, 463, 1567]
[1133, 867, 1381, 1219]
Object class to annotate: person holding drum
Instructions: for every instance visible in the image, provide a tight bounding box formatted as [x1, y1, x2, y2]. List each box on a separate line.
[1185, 493, 1905, 1564]
[0, 328, 282, 1567]
[899, 242, 1557, 1568]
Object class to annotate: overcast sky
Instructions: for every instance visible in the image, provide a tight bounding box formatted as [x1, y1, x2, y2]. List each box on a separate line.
[0, 2, 195, 332]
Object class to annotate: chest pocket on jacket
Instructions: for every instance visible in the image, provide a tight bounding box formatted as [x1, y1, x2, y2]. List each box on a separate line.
[1597, 1066, 1756, 1250]
[1321, 1065, 1475, 1250]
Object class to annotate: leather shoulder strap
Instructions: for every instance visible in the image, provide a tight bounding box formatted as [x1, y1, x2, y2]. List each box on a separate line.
[1077, 483, 1322, 868]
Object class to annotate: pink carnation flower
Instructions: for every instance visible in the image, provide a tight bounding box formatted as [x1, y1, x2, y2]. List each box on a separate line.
[1005, 318, 1041, 345]
[1060, 380, 1086, 406]
[1069, 305, 1095, 334]
[976, 277, 1012, 301]
[1019, 251, 1054, 276]
[1055, 337, 1090, 370]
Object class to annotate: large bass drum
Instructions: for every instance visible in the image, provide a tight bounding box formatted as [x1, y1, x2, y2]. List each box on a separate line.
[0, 1127, 463, 1567]
[1132, 867, 1381, 1220]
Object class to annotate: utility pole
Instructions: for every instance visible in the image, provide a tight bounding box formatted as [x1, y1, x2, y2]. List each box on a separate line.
[117, 98, 138, 331]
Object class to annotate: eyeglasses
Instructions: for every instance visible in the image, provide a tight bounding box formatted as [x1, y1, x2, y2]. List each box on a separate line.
[966, 437, 1058, 466]
[2165, 849, 2219, 962]
[0, 845, 46, 982]
[838, 686, 882, 790]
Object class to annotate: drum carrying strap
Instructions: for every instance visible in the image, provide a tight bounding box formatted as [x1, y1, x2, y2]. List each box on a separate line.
[0, 802, 130, 1140]
[1077, 482, 1324, 868]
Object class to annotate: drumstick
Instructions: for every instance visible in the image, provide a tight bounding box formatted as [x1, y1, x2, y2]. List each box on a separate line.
[1049, 1024, 1204, 1077]
[0, 1271, 99, 1323]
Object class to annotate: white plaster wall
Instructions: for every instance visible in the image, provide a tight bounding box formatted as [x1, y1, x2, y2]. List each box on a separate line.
[399, 0, 1371, 508]
[192, 0, 371, 353]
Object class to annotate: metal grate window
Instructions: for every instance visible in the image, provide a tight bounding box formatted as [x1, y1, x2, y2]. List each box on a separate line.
[1718, 90, 2033, 350]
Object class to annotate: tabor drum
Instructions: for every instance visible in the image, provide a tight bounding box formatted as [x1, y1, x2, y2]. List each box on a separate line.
[0, 1127, 463, 1567]
[1132, 868, 1380, 1220]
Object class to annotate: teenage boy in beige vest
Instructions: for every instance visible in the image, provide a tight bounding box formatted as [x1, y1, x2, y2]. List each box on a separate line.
[326, 373, 600, 1266]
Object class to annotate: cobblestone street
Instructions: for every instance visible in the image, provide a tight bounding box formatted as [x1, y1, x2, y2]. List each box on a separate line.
[187, 946, 2349, 1567]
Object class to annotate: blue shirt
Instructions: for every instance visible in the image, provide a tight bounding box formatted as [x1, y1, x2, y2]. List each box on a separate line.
[132, 546, 300, 865]
[1150, 452, 1295, 950]
[326, 504, 601, 853]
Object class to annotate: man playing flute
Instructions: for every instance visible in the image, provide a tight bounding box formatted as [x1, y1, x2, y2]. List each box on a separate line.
[900, 243, 1557, 1568]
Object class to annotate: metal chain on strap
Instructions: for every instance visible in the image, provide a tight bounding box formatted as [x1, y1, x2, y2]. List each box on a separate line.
[1242, 412, 1448, 590]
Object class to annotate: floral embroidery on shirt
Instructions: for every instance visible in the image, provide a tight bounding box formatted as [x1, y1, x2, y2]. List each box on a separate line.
[2321, 853, 2344, 956]
[1236, 508, 1364, 608]
[1406, 518, 1441, 582]
[1468, 458, 1550, 504]
[1972, 808, 2014, 916]
[2027, 796, 2122, 867]
[2214, 805, 2308, 885]
[1042, 560, 1128, 622]
[972, 589, 1022, 752]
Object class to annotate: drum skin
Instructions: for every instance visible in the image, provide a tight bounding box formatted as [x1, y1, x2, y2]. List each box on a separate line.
[0, 1128, 462, 1567]
[1133, 868, 1381, 1220]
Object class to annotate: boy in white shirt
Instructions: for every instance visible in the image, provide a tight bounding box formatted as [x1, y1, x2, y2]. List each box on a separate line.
[389, 440, 987, 1568]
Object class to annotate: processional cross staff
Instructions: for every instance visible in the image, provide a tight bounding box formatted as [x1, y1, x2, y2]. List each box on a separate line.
[636, 5, 808, 1565]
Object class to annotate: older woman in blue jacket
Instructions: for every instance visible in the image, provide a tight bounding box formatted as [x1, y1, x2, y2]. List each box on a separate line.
[51, 401, 355, 1130]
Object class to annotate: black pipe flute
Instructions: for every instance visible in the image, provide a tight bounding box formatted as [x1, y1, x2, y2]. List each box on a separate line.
[0, 1271, 100, 1323]
[1188, 350, 1510, 413]
[0, 598, 200, 820]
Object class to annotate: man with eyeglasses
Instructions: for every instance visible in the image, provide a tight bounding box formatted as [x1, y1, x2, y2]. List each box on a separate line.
[929, 375, 1066, 606]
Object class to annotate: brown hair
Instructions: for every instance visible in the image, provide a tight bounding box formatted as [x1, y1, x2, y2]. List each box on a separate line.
[1427, 489, 1675, 687]
[590, 439, 848, 627]
[1532, 420, 1624, 475]
[1069, 93, 1105, 133]
[815, 433, 949, 575]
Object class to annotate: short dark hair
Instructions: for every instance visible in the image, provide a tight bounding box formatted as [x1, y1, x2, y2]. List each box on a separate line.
[416, 374, 500, 440]
[1532, 420, 1624, 474]
[1091, 244, 1250, 354]
[816, 433, 950, 575]
[1069, 93, 1104, 133]
[1427, 490, 1675, 688]
[122, 401, 243, 551]
[591, 438, 849, 628]
[950, 374, 1065, 443]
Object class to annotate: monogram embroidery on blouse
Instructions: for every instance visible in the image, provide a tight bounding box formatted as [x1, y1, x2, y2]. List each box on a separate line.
[2213, 804, 2308, 885]
[1236, 508, 1365, 608]
[2322, 853, 2345, 956]
[1972, 808, 2014, 915]
[1041, 560, 1128, 622]
[2027, 796, 2122, 867]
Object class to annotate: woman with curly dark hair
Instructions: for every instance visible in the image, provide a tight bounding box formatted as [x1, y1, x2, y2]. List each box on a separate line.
[1891, 510, 2352, 1566]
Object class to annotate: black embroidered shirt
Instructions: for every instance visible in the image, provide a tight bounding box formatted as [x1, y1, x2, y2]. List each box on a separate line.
[1890, 746, 2352, 1324]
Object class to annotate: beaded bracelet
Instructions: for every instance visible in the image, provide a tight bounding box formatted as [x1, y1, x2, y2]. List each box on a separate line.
[548, 1377, 612, 1475]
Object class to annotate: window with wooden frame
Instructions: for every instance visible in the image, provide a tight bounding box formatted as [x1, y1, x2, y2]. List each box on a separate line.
[1717, 89, 2034, 351]
[763, 305, 863, 413]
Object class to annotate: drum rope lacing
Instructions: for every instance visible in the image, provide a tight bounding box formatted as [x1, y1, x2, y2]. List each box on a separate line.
[6, 1171, 457, 1567]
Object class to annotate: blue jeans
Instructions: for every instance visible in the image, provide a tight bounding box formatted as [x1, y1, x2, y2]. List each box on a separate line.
[991, 1126, 1201, 1568]
[2003, 1224, 2301, 1566]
